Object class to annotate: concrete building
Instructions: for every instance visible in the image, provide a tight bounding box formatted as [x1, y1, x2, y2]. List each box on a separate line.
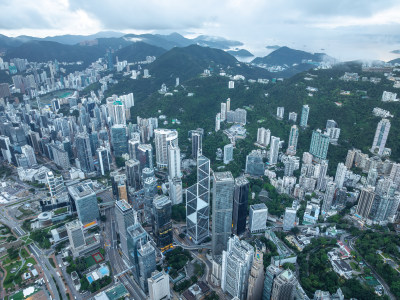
[257, 128, 271, 147]
[126, 159, 141, 191]
[322, 181, 337, 214]
[287, 125, 299, 155]
[334, 163, 347, 189]
[283, 208, 297, 231]
[148, 271, 170, 300]
[263, 265, 283, 300]
[168, 144, 181, 179]
[356, 187, 376, 219]
[269, 136, 280, 165]
[309, 129, 330, 160]
[212, 171, 234, 258]
[138, 240, 156, 292]
[276, 107, 284, 119]
[223, 144, 234, 164]
[271, 269, 297, 300]
[249, 204, 268, 233]
[247, 250, 265, 300]
[300, 104, 309, 128]
[192, 131, 202, 159]
[245, 150, 265, 176]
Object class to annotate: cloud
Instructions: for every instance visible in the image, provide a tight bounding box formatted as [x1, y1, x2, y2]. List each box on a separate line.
[1, 0, 400, 60]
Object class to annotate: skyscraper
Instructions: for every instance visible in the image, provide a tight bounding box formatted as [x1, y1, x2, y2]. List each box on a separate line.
[212, 171, 234, 258]
[245, 150, 265, 176]
[221, 235, 254, 300]
[126, 159, 141, 191]
[249, 204, 268, 233]
[345, 149, 356, 169]
[152, 195, 173, 252]
[154, 129, 178, 169]
[232, 176, 249, 236]
[371, 118, 391, 156]
[66, 220, 85, 255]
[137, 144, 153, 170]
[221, 102, 227, 121]
[21, 145, 37, 166]
[192, 131, 202, 159]
[186, 154, 210, 244]
[115, 200, 136, 260]
[167, 143, 181, 179]
[215, 113, 221, 132]
[309, 129, 330, 160]
[111, 124, 128, 157]
[68, 183, 100, 226]
[300, 104, 309, 128]
[269, 136, 280, 165]
[276, 107, 284, 119]
[97, 146, 111, 176]
[257, 128, 271, 147]
[287, 125, 299, 155]
[138, 240, 156, 292]
[75, 132, 95, 173]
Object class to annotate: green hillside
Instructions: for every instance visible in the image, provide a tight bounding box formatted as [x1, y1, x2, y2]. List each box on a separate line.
[252, 46, 326, 65]
[114, 42, 167, 62]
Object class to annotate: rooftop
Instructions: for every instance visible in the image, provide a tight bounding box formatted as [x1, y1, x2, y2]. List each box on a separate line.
[214, 171, 234, 182]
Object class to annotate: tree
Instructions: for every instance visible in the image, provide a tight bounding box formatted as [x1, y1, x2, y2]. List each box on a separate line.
[290, 227, 300, 235]
[115, 156, 125, 168]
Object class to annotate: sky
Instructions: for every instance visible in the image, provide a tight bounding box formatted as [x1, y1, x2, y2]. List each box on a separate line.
[1, 0, 400, 61]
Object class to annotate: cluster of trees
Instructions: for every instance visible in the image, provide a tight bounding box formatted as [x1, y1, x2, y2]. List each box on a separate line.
[356, 231, 400, 298]
[80, 275, 112, 293]
[165, 247, 191, 278]
[66, 256, 89, 274]
[30, 229, 51, 249]
[171, 203, 186, 222]
[173, 275, 198, 292]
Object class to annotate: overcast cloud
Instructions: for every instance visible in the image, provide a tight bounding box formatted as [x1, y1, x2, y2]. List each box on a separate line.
[1, 0, 400, 60]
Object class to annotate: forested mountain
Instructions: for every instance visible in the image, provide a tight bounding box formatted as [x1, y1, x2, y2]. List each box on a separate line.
[226, 49, 254, 57]
[114, 42, 167, 62]
[252, 46, 328, 65]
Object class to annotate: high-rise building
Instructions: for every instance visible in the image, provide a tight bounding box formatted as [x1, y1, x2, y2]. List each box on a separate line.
[247, 250, 265, 300]
[215, 113, 221, 132]
[300, 104, 309, 128]
[75, 132, 95, 173]
[271, 269, 297, 300]
[68, 183, 100, 226]
[0, 83, 10, 98]
[257, 128, 271, 147]
[287, 125, 299, 155]
[0, 136, 12, 163]
[221, 235, 254, 300]
[148, 271, 170, 300]
[269, 136, 280, 165]
[186, 154, 210, 244]
[223, 144, 234, 164]
[126, 223, 148, 269]
[276, 107, 284, 119]
[192, 131, 202, 159]
[97, 146, 111, 176]
[283, 208, 297, 231]
[126, 159, 141, 191]
[111, 124, 128, 157]
[345, 149, 356, 169]
[152, 195, 173, 252]
[309, 129, 330, 160]
[263, 265, 283, 300]
[128, 138, 140, 160]
[111, 100, 126, 125]
[371, 119, 391, 156]
[168, 144, 181, 179]
[356, 188, 377, 219]
[322, 181, 337, 214]
[367, 168, 378, 187]
[249, 204, 268, 233]
[221, 102, 227, 121]
[154, 129, 178, 169]
[334, 163, 347, 189]
[212, 171, 234, 258]
[115, 200, 136, 260]
[138, 240, 156, 292]
[233, 176, 249, 236]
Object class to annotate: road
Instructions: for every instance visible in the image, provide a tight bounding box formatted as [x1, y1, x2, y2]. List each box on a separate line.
[104, 206, 146, 300]
[29, 243, 66, 300]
